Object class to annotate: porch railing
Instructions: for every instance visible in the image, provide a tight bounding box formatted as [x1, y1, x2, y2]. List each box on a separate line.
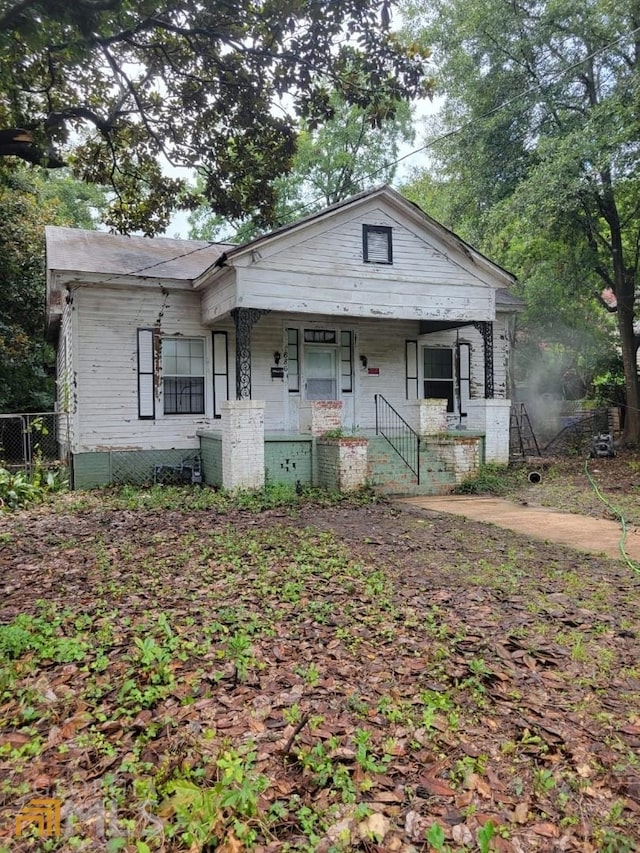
[374, 394, 420, 484]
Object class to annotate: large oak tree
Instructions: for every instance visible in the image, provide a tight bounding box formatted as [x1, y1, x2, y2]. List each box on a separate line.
[404, 0, 640, 442]
[0, 164, 106, 411]
[0, 0, 429, 234]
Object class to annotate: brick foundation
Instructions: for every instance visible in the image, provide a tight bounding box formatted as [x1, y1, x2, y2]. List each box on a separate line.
[417, 399, 448, 436]
[317, 437, 368, 492]
[466, 399, 511, 463]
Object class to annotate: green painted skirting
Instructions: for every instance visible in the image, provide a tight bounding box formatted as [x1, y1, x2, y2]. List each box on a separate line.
[72, 448, 199, 489]
[197, 431, 313, 488]
[199, 434, 223, 487]
[265, 438, 312, 486]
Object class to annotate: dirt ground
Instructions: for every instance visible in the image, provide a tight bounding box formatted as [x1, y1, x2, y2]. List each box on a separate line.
[502, 452, 640, 526]
[0, 453, 639, 851]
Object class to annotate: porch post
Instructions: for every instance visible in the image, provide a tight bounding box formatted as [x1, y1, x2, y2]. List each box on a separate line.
[231, 308, 270, 400]
[473, 321, 494, 398]
[221, 400, 265, 490]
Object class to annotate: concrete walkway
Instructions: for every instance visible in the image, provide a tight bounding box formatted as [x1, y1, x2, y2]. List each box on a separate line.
[397, 495, 640, 562]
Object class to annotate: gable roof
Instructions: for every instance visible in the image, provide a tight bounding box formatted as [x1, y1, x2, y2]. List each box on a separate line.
[46, 226, 228, 281]
[209, 185, 517, 290]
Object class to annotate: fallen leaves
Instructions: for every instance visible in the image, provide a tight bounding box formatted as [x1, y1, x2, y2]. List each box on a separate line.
[0, 498, 638, 851]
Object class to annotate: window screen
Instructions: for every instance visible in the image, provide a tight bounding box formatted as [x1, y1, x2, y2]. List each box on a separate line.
[162, 338, 205, 415]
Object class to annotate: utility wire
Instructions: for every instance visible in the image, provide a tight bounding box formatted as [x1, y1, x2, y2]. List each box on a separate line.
[81, 21, 640, 279]
[265, 21, 640, 227]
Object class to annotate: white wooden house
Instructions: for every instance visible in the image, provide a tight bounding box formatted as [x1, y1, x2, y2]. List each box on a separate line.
[46, 186, 522, 492]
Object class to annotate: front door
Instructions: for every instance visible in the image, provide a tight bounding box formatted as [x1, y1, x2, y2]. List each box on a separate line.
[305, 348, 337, 400]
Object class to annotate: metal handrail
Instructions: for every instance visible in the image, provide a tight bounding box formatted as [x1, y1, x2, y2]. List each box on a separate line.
[374, 394, 420, 483]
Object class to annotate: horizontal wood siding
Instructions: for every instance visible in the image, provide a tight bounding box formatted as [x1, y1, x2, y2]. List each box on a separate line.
[247, 317, 287, 431]
[231, 203, 496, 321]
[74, 287, 235, 451]
[354, 317, 421, 430]
[72, 289, 509, 451]
[201, 269, 237, 323]
[493, 312, 510, 399]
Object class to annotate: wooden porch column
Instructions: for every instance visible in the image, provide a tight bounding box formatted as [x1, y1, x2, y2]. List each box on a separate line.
[231, 308, 270, 400]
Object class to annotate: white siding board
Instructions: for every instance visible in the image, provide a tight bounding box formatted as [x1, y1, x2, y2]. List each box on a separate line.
[246, 319, 287, 431]
[201, 269, 238, 323]
[56, 300, 76, 451]
[235, 202, 499, 281]
[74, 287, 230, 451]
[198, 199, 517, 325]
[237, 268, 494, 321]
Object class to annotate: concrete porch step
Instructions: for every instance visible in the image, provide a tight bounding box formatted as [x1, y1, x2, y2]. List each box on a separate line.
[367, 436, 456, 496]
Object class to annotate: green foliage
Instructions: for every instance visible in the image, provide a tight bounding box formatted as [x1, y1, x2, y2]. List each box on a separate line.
[425, 822, 447, 850]
[0, 468, 42, 509]
[0, 463, 67, 510]
[0, 1, 430, 234]
[477, 821, 496, 853]
[0, 164, 107, 412]
[69, 481, 379, 514]
[163, 747, 268, 847]
[189, 92, 416, 242]
[402, 0, 640, 437]
[454, 463, 514, 496]
[0, 613, 88, 664]
[591, 360, 626, 409]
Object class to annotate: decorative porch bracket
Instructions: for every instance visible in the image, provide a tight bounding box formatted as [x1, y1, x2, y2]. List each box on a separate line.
[231, 307, 270, 399]
[473, 321, 494, 398]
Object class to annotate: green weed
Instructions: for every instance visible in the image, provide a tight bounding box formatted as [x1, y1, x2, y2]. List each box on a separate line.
[454, 463, 520, 496]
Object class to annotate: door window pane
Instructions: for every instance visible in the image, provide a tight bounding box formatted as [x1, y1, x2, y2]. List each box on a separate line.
[306, 349, 337, 400]
[423, 348, 454, 412]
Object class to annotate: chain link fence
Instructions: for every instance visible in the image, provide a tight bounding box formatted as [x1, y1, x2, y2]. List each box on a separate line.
[542, 408, 611, 457]
[0, 412, 70, 473]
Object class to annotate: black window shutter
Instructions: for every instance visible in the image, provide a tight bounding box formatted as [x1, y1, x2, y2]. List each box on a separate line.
[137, 328, 155, 419]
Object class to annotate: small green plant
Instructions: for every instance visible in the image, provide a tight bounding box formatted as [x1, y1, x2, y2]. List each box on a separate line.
[454, 463, 515, 496]
[426, 821, 449, 851]
[0, 461, 67, 511]
[296, 661, 320, 687]
[163, 746, 267, 847]
[321, 427, 346, 439]
[226, 631, 256, 683]
[533, 768, 556, 795]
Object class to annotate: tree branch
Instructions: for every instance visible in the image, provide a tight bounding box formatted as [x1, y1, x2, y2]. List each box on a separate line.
[0, 0, 38, 32]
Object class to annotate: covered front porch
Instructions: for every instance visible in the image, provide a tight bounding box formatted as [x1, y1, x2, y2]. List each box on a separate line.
[197, 396, 510, 496]
[220, 306, 505, 436]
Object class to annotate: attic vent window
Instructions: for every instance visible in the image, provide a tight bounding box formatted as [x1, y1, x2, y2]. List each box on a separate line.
[363, 224, 392, 264]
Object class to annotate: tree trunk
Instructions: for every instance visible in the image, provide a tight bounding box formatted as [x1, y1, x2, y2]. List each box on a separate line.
[617, 304, 640, 444]
[599, 176, 640, 443]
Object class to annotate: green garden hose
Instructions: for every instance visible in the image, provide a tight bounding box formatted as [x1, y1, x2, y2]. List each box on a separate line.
[584, 458, 640, 576]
